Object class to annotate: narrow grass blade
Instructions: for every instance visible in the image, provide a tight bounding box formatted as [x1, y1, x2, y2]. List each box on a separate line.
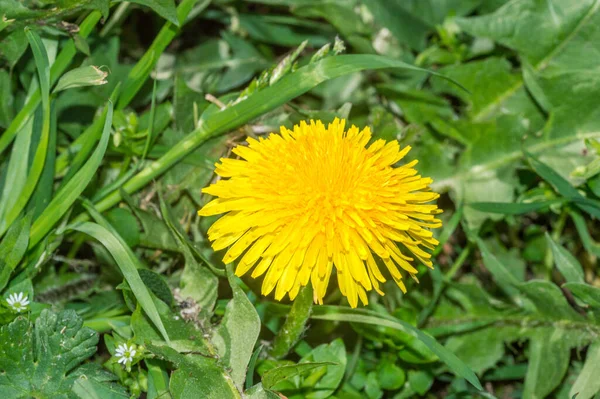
[526, 152, 600, 218]
[70, 221, 170, 343]
[29, 102, 113, 248]
[0, 116, 34, 221]
[0, 214, 31, 291]
[28, 104, 57, 219]
[311, 306, 483, 391]
[0, 29, 51, 236]
[142, 77, 158, 159]
[0, 12, 101, 156]
[468, 200, 564, 215]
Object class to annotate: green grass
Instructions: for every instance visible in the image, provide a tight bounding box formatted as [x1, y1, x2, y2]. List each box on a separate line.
[1, 1, 600, 398]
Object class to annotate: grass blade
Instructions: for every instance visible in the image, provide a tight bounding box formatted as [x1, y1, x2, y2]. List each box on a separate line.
[28, 101, 114, 248]
[0, 29, 51, 236]
[0, 12, 101, 156]
[70, 221, 170, 343]
[467, 200, 564, 215]
[117, 0, 207, 109]
[526, 151, 600, 218]
[0, 214, 31, 291]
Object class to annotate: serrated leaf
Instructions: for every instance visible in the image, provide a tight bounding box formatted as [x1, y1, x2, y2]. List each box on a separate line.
[0, 309, 98, 398]
[71, 364, 129, 399]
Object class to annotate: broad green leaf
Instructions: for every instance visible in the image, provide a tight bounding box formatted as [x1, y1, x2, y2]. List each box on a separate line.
[146, 359, 171, 399]
[433, 0, 600, 226]
[457, 0, 597, 66]
[0, 310, 99, 398]
[262, 362, 336, 390]
[305, 340, 346, 398]
[523, 329, 570, 399]
[70, 222, 170, 343]
[213, 265, 261, 390]
[377, 361, 406, 390]
[52, 65, 108, 92]
[570, 341, 600, 399]
[311, 306, 482, 390]
[148, 344, 240, 399]
[0, 213, 31, 291]
[445, 329, 505, 374]
[545, 233, 584, 283]
[363, 0, 430, 51]
[29, 101, 113, 248]
[71, 364, 129, 399]
[134, 302, 240, 399]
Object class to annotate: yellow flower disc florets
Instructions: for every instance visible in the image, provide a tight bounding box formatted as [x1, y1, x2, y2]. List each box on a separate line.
[198, 118, 442, 308]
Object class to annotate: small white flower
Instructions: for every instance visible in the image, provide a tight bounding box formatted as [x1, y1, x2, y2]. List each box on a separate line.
[6, 292, 30, 313]
[115, 343, 136, 365]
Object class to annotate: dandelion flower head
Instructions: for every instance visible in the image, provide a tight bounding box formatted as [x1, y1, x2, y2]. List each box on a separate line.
[199, 119, 442, 308]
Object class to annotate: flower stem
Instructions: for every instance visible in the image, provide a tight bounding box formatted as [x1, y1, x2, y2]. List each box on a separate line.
[269, 285, 314, 359]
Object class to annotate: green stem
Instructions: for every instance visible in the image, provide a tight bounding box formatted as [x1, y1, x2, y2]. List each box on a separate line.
[0, 11, 101, 156]
[445, 245, 472, 281]
[269, 285, 314, 359]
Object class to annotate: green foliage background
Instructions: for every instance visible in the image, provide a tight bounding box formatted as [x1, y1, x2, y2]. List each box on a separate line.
[1, 0, 600, 398]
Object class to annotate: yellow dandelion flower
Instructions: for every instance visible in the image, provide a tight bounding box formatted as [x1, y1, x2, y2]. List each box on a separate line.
[198, 118, 442, 308]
